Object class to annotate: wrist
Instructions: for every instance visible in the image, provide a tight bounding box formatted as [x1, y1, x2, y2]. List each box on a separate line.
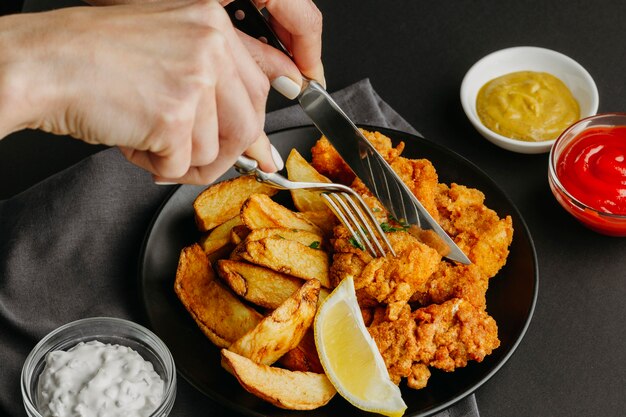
[0, 14, 56, 137]
[0, 12, 74, 138]
[0, 15, 30, 137]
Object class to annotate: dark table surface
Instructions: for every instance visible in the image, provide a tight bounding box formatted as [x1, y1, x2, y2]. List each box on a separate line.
[3, 1, 626, 416]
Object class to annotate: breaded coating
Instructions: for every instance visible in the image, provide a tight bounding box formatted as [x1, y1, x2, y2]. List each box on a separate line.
[413, 298, 500, 371]
[315, 130, 512, 392]
[310, 130, 405, 184]
[390, 157, 440, 221]
[411, 262, 489, 309]
[436, 183, 514, 278]
[362, 130, 405, 161]
[368, 305, 423, 387]
[330, 227, 441, 320]
[368, 299, 500, 389]
[310, 136, 354, 184]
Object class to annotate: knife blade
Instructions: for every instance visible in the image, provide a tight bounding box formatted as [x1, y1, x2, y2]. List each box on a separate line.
[225, 0, 471, 264]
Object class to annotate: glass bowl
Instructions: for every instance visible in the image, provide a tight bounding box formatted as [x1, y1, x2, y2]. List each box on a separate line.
[461, 46, 599, 154]
[548, 113, 626, 236]
[21, 317, 177, 417]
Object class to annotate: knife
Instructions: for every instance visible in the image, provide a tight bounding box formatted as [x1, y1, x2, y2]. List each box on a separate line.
[225, 0, 471, 264]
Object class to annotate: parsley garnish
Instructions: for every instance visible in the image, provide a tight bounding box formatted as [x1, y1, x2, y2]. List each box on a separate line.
[309, 241, 321, 249]
[380, 222, 409, 233]
[348, 237, 365, 250]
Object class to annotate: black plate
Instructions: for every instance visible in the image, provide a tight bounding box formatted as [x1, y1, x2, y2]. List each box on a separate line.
[138, 125, 538, 417]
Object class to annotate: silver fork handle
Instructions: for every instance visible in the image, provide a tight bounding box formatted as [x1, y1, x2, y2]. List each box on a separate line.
[235, 155, 351, 193]
[234, 155, 290, 189]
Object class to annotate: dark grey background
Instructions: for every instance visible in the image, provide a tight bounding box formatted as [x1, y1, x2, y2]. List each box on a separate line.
[2, 1, 626, 416]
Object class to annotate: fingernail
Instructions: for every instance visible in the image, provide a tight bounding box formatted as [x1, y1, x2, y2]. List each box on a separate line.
[271, 76, 301, 100]
[270, 145, 284, 171]
[154, 181, 177, 185]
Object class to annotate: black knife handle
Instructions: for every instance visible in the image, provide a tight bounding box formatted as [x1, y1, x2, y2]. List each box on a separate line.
[224, 0, 291, 57]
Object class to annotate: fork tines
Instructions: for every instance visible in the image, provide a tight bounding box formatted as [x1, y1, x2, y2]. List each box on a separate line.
[321, 191, 396, 258]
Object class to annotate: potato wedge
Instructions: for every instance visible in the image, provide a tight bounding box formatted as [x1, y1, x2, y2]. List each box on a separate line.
[286, 149, 333, 213]
[300, 210, 339, 237]
[278, 330, 324, 373]
[245, 227, 323, 249]
[240, 237, 330, 288]
[194, 176, 278, 232]
[230, 225, 250, 245]
[221, 349, 336, 410]
[229, 242, 246, 261]
[199, 237, 231, 256]
[228, 279, 320, 365]
[200, 216, 245, 262]
[241, 194, 322, 235]
[174, 244, 262, 348]
[206, 243, 235, 264]
[217, 259, 305, 309]
[200, 216, 243, 252]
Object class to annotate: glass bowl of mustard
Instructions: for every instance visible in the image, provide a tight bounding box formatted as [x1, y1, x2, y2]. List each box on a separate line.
[549, 113, 626, 236]
[21, 317, 177, 417]
[461, 46, 599, 154]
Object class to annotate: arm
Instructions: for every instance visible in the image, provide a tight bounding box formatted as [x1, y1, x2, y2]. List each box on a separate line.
[0, 1, 300, 184]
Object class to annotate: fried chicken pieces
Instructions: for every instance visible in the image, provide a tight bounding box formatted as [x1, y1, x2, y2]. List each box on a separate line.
[312, 129, 512, 390]
[368, 299, 500, 389]
[331, 227, 442, 320]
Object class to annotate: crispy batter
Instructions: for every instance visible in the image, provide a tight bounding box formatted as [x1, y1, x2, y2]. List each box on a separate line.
[413, 298, 500, 371]
[310, 136, 353, 184]
[436, 183, 514, 278]
[310, 130, 405, 184]
[368, 298, 500, 389]
[368, 305, 422, 387]
[411, 262, 489, 309]
[390, 157, 440, 221]
[330, 227, 441, 320]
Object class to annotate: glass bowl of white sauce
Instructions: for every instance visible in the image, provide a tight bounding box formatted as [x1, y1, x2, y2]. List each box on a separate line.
[21, 317, 176, 417]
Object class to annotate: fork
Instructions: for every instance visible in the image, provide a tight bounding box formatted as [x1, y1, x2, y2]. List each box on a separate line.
[235, 155, 396, 258]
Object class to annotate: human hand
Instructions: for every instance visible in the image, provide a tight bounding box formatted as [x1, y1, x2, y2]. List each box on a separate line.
[224, 0, 324, 99]
[248, 0, 324, 84]
[0, 0, 300, 184]
[86, 0, 324, 97]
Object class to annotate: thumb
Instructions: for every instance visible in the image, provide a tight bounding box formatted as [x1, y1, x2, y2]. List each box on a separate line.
[237, 30, 302, 99]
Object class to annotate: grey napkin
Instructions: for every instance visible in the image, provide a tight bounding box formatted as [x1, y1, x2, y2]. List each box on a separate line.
[0, 79, 478, 417]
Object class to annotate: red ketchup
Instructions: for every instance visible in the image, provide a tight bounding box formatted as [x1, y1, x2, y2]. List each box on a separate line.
[557, 126, 626, 215]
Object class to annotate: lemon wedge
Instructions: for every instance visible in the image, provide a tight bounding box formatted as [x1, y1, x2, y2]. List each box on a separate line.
[314, 276, 407, 417]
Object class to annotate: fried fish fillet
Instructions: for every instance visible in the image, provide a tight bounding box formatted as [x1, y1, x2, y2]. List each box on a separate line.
[310, 129, 405, 184]
[435, 183, 514, 278]
[389, 156, 440, 221]
[330, 226, 441, 320]
[410, 262, 489, 309]
[368, 298, 500, 389]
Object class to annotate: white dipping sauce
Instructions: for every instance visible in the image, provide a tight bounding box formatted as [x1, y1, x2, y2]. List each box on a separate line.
[37, 340, 164, 417]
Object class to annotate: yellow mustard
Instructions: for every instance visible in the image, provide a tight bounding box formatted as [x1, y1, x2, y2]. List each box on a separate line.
[476, 71, 580, 142]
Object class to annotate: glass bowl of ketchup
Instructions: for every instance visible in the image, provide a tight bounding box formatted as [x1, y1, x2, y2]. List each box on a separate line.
[549, 112, 626, 236]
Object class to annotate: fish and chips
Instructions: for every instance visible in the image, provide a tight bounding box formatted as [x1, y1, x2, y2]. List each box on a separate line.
[173, 130, 513, 412]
